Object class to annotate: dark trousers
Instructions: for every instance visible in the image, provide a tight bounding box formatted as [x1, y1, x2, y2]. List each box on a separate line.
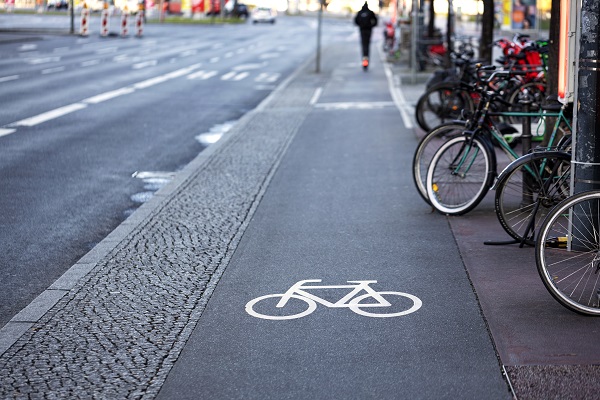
[360, 28, 373, 58]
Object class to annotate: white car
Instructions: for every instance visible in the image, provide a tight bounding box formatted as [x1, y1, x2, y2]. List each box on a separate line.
[252, 7, 276, 24]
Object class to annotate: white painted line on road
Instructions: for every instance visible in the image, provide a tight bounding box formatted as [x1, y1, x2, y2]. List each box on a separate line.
[259, 53, 280, 60]
[309, 87, 322, 105]
[96, 47, 118, 54]
[26, 56, 61, 65]
[0, 128, 16, 137]
[233, 72, 249, 81]
[83, 87, 136, 104]
[187, 70, 218, 80]
[18, 44, 37, 51]
[9, 64, 203, 129]
[13, 103, 88, 127]
[221, 71, 237, 80]
[0, 75, 19, 83]
[315, 101, 395, 110]
[113, 54, 129, 62]
[179, 50, 197, 57]
[42, 66, 66, 75]
[381, 51, 414, 129]
[224, 52, 234, 58]
[81, 59, 101, 67]
[233, 62, 267, 71]
[133, 60, 158, 69]
[254, 72, 280, 83]
[210, 57, 220, 63]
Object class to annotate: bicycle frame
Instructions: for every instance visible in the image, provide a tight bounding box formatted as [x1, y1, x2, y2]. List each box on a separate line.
[276, 279, 391, 309]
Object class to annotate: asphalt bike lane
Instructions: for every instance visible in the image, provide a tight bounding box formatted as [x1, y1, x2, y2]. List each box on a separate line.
[157, 42, 511, 399]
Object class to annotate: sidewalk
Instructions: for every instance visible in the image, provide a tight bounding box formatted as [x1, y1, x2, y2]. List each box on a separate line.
[0, 26, 599, 399]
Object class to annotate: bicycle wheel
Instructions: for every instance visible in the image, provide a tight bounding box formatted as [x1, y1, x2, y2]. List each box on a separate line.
[415, 82, 474, 132]
[426, 135, 494, 215]
[536, 191, 600, 315]
[245, 294, 317, 320]
[495, 151, 571, 246]
[507, 82, 547, 124]
[348, 291, 422, 318]
[412, 122, 467, 204]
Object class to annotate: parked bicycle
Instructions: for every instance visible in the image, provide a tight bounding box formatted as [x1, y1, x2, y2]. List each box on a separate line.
[412, 65, 566, 208]
[423, 71, 571, 215]
[535, 191, 600, 315]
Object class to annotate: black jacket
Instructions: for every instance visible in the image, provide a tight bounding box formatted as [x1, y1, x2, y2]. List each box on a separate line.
[354, 4, 377, 30]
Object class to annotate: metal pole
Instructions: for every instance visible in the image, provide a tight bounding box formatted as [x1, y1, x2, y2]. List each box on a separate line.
[70, 0, 74, 34]
[316, 0, 323, 73]
[410, 0, 418, 82]
[573, 0, 600, 194]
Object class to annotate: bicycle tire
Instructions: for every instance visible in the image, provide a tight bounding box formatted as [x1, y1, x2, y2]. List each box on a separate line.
[494, 151, 571, 246]
[415, 82, 474, 132]
[412, 122, 467, 204]
[535, 191, 600, 315]
[426, 135, 494, 215]
[348, 291, 422, 317]
[245, 294, 317, 320]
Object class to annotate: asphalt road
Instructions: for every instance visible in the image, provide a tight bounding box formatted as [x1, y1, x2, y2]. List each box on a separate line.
[0, 14, 355, 328]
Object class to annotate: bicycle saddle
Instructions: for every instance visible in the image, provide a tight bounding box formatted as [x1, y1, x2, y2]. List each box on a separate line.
[541, 94, 563, 111]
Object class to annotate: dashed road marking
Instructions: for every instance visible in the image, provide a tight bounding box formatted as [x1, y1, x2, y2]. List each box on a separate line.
[0, 75, 19, 83]
[187, 70, 218, 80]
[42, 66, 66, 75]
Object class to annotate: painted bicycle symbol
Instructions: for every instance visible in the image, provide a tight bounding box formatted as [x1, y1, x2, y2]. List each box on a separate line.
[245, 279, 422, 320]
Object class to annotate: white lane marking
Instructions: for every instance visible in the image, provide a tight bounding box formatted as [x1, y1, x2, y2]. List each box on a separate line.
[113, 54, 129, 62]
[224, 52, 234, 58]
[381, 54, 414, 129]
[26, 57, 61, 65]
[209, 57, 220, 63]
[0, 75, 19, 83]
[233, 62, 267, 71]
[133, 60, 158, 69]
[96, 47, 118, 54]
[83, 87, 136, 104]
[0, 128, 16, 137]
[18, 44, 37, 51]
[12, 103, 88, 127]
[259, 53, 280, 60]
[7, 64, 202, 129]
[179, 50, 197, 57]
[255, 72, 280, 83]
[232, 71, 249, 81]
[314, 101, 395, 110]
[236, 48, 246, 54]
[81, 59, 101, 67]
[221, 71, 237, 80]
[309, 87, 322, 105]
[42, 66, 66, 75]
[187, 70, 218, 80]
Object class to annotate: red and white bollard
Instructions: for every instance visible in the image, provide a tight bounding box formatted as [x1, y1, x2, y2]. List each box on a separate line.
[80, 4, 90, 36]
[120, 8, 129, 37]
[135, 10, 144, 38]
[100, 7, 110, 37]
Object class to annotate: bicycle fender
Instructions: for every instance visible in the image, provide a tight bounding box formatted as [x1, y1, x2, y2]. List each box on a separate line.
[492, 150, 571, 190]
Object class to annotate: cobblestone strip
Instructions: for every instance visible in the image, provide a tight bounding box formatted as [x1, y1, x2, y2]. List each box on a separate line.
[0, 72, 325, 398]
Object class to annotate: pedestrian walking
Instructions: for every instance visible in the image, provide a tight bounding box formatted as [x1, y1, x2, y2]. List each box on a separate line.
[354, 1, 378, 71]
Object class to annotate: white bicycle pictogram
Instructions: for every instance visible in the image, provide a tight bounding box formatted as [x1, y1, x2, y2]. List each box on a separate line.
[245, 279, 422, 320]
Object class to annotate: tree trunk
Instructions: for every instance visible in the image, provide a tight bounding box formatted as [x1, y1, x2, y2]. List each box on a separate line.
[427, 0, 435, 37]
[479, 0, 494, 64]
